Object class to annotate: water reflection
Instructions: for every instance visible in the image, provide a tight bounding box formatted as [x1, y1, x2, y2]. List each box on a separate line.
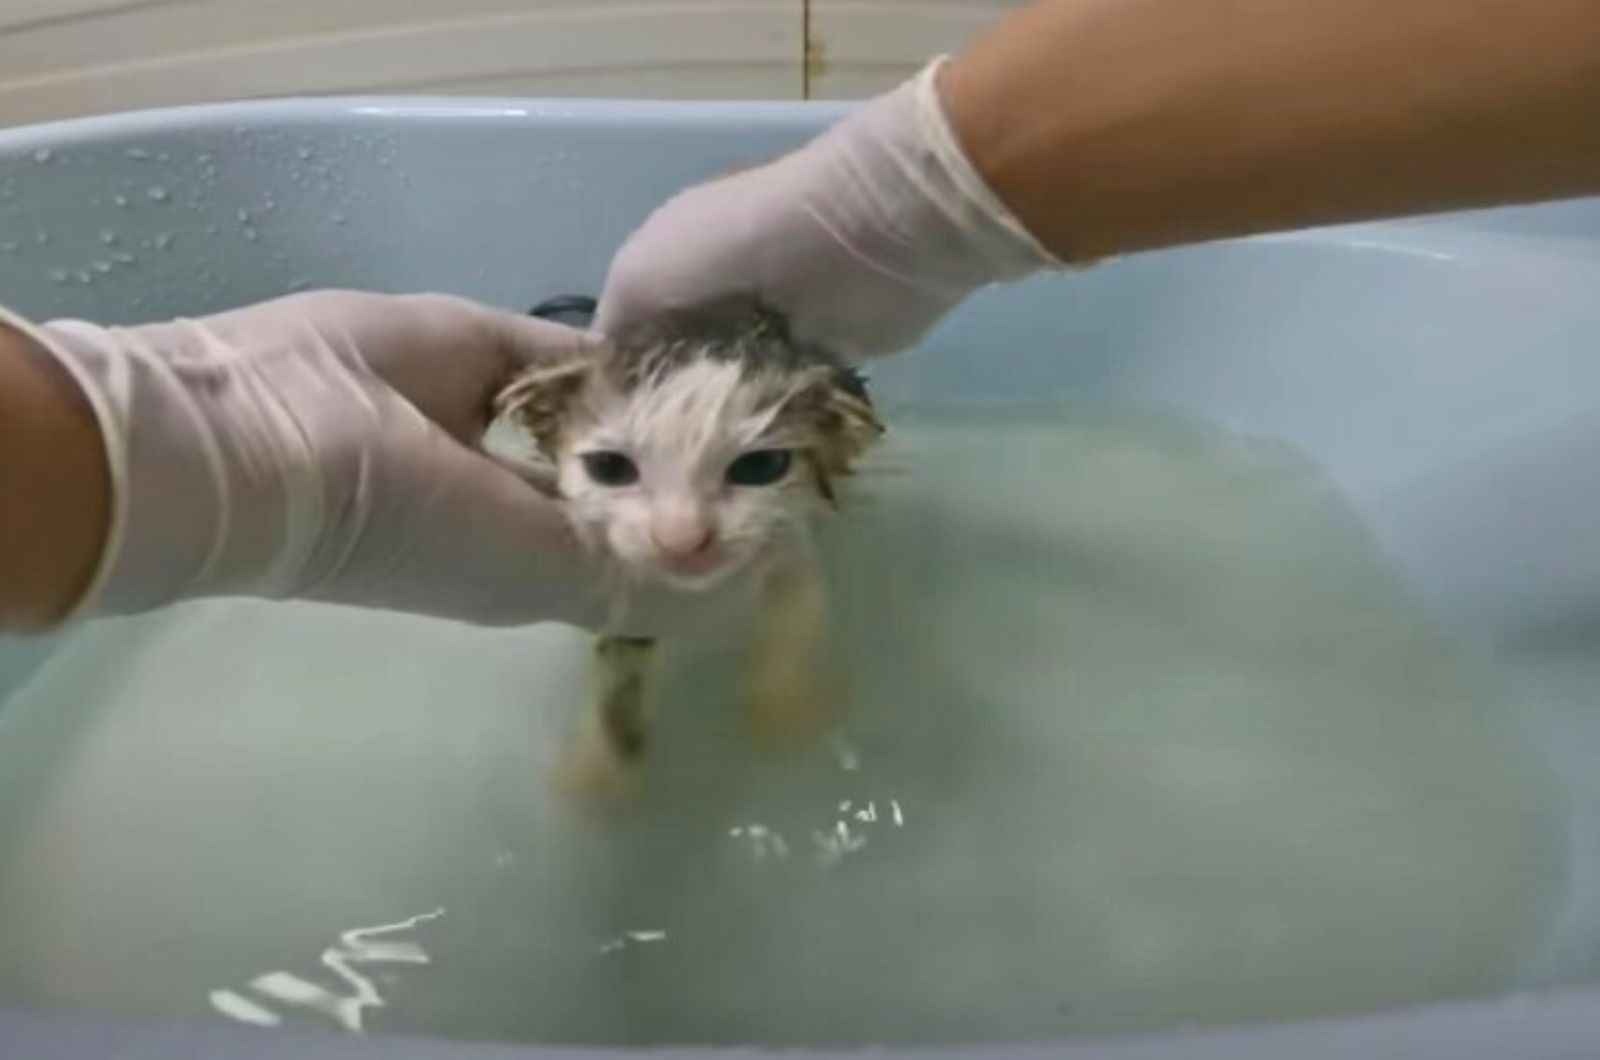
[208, 908, 444, 1033]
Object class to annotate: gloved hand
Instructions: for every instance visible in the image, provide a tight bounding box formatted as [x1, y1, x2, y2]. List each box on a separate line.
[596, 58, 1061, 358]
[18, 290, 708, 629]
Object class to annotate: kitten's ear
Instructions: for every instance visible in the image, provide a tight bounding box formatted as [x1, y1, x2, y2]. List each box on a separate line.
[790, 366, 885, 502]
[821, 366, 885, 466]
[495, 360, 591, 453]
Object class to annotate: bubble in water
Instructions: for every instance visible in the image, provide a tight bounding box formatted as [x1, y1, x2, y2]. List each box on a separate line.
[113, 194, 130, 208]
[331, 213, 346, 225]
[0, 241, 15, 253]
[47, 269, 67, 284]
[91, 261, 112, 274]
[110, 252, 135, 265]
[74, 270, 93, 285]
[297, 146, 313, 161]
[197, 153, 212, 164]
[243, 227, 259, 243]
[152, 233, 173, 251]
[100, 230, 118, 245]
[34, 232, 48, 245]
[235, 209, 251, 223]
[32, 148, 52, 163]
[147, 187, 170, 203]
[125, 148, 150, 160]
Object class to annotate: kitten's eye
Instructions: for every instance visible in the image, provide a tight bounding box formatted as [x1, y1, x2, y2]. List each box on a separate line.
[581, 451, 640, 487]
[725, 449, 793, 487]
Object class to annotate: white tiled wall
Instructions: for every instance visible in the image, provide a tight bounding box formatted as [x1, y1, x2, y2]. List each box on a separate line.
[809, 1, 1026, 99]
[0, 0, 1031, 125]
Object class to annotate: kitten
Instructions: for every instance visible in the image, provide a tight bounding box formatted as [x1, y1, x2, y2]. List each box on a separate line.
[493, 297, 883, 806]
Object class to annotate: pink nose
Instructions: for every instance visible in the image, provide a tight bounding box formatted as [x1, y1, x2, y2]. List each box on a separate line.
[651, 516, 717, 561]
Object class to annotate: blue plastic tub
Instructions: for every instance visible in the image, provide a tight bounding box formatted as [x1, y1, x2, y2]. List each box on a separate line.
[3, 99, 1600, 1059]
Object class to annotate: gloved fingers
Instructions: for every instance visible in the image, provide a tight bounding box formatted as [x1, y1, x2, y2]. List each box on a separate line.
[262, 291, 595, 447]
[376, 307, 597, 446]
[324, 434, 612, 628]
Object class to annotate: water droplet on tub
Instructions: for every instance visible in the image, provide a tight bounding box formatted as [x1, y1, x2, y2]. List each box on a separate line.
[125, 147, 150, 160]
[47, 269, 67, 284]
[34, 232, 49, 245]
[297, 146, 313, 161]
[100, 230, 118, 245]
[152, 233, 173, 251]
[74, 270, 93, 285]
[91, 260, 113, 274]
[147, 186, 170, 202]
[235, 208, 251, 223]
[197, 153, 212, 164]
[330, 213, 345, 225]
[243, 227, 259, 242]
[112, 194, 129, 208]
[110, 251, 135, 265]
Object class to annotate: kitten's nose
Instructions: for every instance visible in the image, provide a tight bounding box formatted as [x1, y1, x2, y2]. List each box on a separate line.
[651, 513, 717, 562]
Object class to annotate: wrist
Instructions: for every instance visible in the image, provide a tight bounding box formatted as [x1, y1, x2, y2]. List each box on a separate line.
[813, 58, 1060, 300]
[35, 318, 301, 616]
[0, 312, 114, 628]
[914, 57, 1063, 274]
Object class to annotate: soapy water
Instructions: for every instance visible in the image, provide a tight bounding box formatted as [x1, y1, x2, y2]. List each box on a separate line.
[0, 404, 1552, 1045]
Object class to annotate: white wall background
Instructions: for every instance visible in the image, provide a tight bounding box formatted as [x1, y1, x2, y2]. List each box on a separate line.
[0, 0, 1029, 125]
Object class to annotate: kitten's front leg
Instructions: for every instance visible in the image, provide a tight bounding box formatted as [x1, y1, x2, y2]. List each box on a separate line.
[745, 549, 833, 747]
[553, 635, 655, 812]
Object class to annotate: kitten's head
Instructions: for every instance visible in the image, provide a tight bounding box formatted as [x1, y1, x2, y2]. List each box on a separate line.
[496, 298, 883, 590]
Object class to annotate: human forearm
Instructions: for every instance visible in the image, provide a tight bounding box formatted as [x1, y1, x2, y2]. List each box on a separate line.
[599, 0, 1600, 354]
[0, 321, 111, 630]
[944, 0, 1600, 259]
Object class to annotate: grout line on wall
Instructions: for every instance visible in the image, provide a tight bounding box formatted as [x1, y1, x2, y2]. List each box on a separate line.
[801, 0, 813, 98]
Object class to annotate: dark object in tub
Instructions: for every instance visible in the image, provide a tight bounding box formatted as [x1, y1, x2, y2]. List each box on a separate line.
[528, 295, 598, 328]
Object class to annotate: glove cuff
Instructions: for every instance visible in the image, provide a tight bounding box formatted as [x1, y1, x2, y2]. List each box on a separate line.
[17, 314, 303, 617]
[914, 56, 1066, 277]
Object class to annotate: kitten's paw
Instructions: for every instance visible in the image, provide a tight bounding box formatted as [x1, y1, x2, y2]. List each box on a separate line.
[745, 668, 833, 749]
[550, 739, 642, 818]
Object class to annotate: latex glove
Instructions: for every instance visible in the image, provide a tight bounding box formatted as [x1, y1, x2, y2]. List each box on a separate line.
[17, 290, 700, 629]
[596, 58, 1061, 358]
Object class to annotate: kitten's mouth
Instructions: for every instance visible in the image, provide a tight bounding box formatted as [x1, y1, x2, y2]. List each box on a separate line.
[646, 549, 750, 592]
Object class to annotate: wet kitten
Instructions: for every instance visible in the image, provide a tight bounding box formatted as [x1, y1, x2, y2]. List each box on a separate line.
[493, 297, 883, 806]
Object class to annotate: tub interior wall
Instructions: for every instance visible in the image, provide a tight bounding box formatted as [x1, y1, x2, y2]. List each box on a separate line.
[0, 102, 1599, 1043]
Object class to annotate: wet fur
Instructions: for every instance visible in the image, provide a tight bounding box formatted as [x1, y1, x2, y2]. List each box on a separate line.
[494, 299, 883, 809]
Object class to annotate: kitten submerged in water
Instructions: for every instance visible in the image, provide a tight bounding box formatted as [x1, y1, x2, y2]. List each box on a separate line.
[493, 297, 883, 805]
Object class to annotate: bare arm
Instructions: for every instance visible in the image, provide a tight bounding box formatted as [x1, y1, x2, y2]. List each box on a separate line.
[0, 324, 111, 630]
[944, 0, 1600, 260]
